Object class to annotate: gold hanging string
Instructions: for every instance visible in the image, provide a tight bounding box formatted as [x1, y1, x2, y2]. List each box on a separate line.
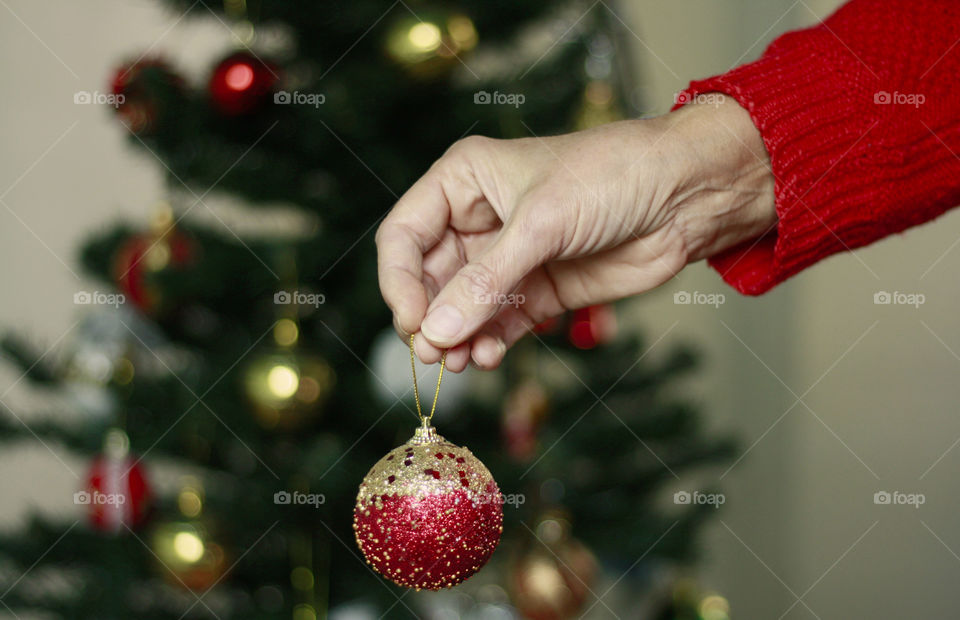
[409, 334, 446, 426]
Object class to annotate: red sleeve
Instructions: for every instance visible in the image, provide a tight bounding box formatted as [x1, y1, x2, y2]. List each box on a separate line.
[673, 0, 960, 295]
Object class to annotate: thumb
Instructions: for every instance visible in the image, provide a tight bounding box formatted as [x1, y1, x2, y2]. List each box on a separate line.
[420, 217, 552, 348]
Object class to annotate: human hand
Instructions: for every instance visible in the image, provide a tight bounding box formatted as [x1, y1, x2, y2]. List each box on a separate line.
[376, 94, 776, 371]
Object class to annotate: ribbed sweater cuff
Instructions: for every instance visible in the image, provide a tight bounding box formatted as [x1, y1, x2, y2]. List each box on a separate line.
[673, 34, 880, 295]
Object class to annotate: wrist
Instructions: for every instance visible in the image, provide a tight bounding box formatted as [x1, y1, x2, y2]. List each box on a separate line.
[664, 94, 776, 263]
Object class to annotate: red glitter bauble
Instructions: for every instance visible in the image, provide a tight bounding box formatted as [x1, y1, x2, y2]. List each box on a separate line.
[83, 450, 151, 533]
[208, 51, 279, 116]
[353, 425, 503, 590]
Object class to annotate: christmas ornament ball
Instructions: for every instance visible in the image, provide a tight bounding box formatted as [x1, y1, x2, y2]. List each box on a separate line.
[112, 207, 194, 315]
[208, 51, 279, 116]
[509, 514, 598, 620]
[150, 479, 228, 590]
[82, 429, 151, 532]
[501, 379, 550, 463]
[110, 57, 185, 134]
[353, 425, 503, 590]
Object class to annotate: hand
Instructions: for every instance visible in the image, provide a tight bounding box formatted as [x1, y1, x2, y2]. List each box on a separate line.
[376, 95, 776, 371]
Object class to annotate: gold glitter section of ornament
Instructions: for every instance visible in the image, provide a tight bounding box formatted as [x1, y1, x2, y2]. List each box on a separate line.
[355, 427, 497, 508]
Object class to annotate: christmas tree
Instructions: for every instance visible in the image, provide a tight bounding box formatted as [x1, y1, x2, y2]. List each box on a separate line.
[0, 1, 735, 617]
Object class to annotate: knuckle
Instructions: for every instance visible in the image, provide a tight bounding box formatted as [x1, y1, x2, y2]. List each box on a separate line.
[457, 262, 500, 300]
[446, 134, 493, 159]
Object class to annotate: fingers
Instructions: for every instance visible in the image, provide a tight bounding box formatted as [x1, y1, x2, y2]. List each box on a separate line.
[376, 169, 451, 336]
[419, 212, 554, 350]
[443, 342, 471, 373]
[469, 272, 566, 369]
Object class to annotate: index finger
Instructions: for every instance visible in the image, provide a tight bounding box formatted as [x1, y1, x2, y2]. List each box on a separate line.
[376, 167, 451, 336]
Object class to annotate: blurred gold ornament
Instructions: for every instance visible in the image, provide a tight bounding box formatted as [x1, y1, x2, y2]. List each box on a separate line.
[699, 593, 731, 620]
[509, 513, 598, 620]
[292, 604, 317, 620]
[657, 577, 732, 620]
[150, 479, 228, 590]
[385, 9, 477, 76]
[242, 346, 335, 430]
[573, 80, 623, 131]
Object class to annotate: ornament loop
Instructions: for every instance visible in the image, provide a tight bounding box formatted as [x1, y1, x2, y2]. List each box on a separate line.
[409, 334, 446, 425]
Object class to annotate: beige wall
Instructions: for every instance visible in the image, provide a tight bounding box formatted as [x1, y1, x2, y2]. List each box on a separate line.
[3, 1, 958, 618]
[625, 0, 960, 618]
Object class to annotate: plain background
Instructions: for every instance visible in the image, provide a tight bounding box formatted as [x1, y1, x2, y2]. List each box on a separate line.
[3, 0, 960, 617]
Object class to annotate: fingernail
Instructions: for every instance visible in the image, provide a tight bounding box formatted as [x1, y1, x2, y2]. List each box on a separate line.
[393, 313, 410, 339]
[421, 305, 463, 342]
[471, 336, 506, 370]
[495, 337, 507, 358]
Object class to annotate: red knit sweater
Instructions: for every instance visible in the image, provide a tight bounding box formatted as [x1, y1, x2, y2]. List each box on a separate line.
[675, 0, 960, 295]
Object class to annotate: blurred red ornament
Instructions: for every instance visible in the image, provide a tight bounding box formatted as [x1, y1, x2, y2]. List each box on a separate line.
[502, 379, 550, 462]
[353, 424, 503, 590]
[113, 206, 194, 315]
[208, 51, 279, 116]
[82, 429, 151, 533]
[110, 57, 184, 134]
[567, 305, 617, 349]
